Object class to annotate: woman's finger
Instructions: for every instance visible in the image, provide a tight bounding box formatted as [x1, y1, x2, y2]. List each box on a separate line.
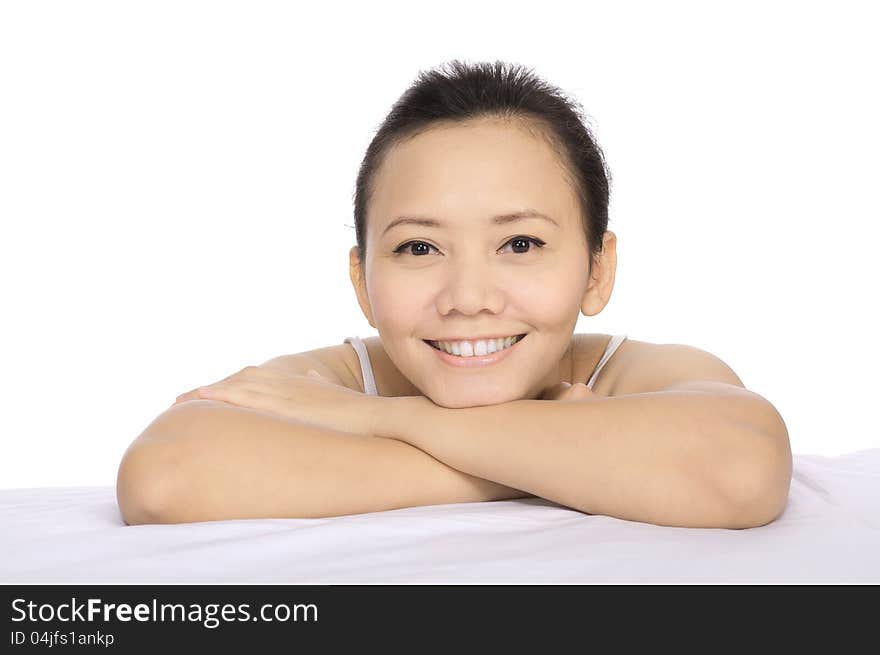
[565, 382, 597, 401]
[548, 381, 597, 402]
[186, 384, 285, 414]
[540, 381, 570, 401]
[172, 366, 285, 406]
[173, 389, 203, 405]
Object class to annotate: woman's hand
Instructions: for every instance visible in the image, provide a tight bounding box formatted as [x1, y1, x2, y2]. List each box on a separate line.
[539, 380, 600, 402]
[171, 366, 383, 437]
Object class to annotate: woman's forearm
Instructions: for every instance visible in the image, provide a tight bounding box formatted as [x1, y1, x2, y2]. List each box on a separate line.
[116, 400, 530, 525]
[377, 386, 791, 529]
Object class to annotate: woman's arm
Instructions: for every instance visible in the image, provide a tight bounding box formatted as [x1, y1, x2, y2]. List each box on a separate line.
[376, 383, 792, 530]
[116, 400, 530, 525]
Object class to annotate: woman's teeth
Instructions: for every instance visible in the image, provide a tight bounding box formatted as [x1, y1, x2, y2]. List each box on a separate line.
[428, 335, 523, 357]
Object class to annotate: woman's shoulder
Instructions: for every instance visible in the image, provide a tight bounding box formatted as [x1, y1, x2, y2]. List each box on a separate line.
[573, 333, 703, 397]
[579, 335, 747, 396]
[572, 332, 634, 396]
[260, 337, 421, 396]
[258, 342, 366, 393]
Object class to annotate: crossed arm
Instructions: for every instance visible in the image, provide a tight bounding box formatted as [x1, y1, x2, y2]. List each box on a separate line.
[116, 400, 534, 525]
[118, 352, 791, 529]
[375, 381, 791, 529]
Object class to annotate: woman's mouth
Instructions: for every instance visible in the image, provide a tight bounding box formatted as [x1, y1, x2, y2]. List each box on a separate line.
[422, 334, 527, 368]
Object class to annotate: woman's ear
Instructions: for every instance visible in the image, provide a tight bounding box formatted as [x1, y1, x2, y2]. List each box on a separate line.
[580, 230, 618, 317]
[349, 245, 376, 328]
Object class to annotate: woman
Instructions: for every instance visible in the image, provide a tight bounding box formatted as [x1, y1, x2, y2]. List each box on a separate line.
[117, 60, 791, 529]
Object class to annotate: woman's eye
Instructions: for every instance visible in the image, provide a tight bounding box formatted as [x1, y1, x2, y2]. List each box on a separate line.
[393, 236, 546, 257]
[393, 241, 439, 256]
[500, 236, 546, 254]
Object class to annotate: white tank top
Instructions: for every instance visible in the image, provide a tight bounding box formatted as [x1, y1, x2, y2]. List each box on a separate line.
[343, 335, 628, 396]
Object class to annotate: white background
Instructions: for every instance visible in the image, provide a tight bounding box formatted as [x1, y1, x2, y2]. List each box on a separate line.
[1, 1, 877, 489]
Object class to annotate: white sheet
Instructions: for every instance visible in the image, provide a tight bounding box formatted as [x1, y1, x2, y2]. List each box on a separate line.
[2, 449, 879, 584]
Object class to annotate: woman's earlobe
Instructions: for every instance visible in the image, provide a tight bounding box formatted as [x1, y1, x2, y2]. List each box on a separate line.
[580, 276, 614, 316]
[579, 292, 604, 317]
[584, 278, 616, 314]
[580, 234, 617, 315]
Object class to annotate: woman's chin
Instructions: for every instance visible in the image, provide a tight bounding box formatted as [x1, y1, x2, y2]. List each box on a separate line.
[429, 390, 520, 409]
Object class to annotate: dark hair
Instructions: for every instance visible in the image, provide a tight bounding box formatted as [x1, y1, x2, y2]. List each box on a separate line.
[352, 59, 612, 276]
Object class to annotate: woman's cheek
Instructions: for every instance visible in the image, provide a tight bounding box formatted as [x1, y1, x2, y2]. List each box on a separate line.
[514, 276, 574, 326]
[368, 276, 424, 332]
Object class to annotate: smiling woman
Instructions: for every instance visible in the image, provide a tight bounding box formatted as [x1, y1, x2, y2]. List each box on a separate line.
[118, 59, 791, 529]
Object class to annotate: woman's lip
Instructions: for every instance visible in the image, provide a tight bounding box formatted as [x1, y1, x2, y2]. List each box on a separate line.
[423, 334, 526, 368]
[425, 333, 527, 342]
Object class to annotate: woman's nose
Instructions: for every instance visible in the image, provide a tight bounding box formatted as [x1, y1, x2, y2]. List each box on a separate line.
[437, 258, 504, 315]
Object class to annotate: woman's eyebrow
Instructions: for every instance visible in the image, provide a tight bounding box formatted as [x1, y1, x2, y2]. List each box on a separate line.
[381, 210, 559, 236]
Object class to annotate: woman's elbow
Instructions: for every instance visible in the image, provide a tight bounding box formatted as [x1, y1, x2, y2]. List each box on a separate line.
[116, 442, 177, 525]
[116, 402, 212, 524]
[725, 430, 793, 529]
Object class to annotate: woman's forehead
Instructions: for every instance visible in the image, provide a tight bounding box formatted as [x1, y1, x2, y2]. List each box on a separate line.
[387, 119, 563, 171]
[371, 122, 579, 229]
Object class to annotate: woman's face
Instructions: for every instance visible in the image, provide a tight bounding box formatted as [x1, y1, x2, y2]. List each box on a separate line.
[352, 118, 609, 408]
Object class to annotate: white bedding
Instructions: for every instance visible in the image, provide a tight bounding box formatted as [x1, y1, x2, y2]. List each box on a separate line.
[2, 449, 879, 584]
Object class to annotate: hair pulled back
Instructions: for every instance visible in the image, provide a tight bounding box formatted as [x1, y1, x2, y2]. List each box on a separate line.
[353, 59, 611, 276]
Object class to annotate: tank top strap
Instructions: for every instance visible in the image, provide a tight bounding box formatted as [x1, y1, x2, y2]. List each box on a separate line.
[343, 336, 378, 396]
[585, 334, 628, 390]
